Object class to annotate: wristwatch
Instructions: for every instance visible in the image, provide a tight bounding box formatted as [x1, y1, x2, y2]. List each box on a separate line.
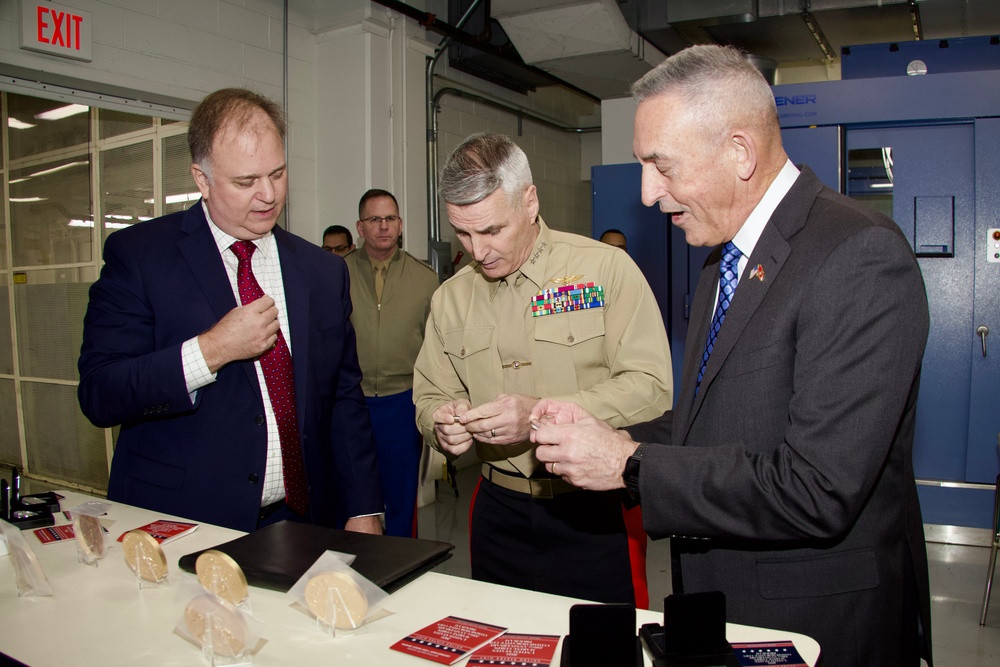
[622, 443, 646, 500]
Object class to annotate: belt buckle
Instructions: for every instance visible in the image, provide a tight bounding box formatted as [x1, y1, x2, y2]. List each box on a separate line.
[529, 478, 554, 499]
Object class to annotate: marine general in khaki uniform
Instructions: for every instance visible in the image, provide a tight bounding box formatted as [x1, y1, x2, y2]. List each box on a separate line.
[344, 189, 439, 537]
[413, 132, 673, 604]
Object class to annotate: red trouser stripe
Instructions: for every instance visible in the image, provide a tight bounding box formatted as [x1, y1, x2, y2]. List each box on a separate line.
[622, 503, 649, 609]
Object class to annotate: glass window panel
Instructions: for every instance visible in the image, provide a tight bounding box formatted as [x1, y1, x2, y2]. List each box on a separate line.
[7, 93, 90, 160]
[0, 274, 12, 374]
[14, 268, 96, 381]
[163, 133, 199, 214]
[100, 141, 153, 244]
[847, 147, 894, 218]
[22, 382, 109, 490]
[9, 156, 93, 266]
[98, 108, 153, 140]
[0, 379, 19, 468]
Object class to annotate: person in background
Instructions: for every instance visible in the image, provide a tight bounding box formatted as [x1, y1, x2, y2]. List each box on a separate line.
[322, 224, 355, 256]
[78, 88, 383, 535]
[413, 132, 673, 605]
[529, 45, 932, 666]
[344, 188, 439, 537]
[599, 228, 628, 252]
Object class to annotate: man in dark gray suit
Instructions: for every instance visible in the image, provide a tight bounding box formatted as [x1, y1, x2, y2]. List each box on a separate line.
[529, 45, 932, 666]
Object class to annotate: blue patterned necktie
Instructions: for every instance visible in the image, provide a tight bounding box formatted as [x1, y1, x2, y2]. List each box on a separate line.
[696, 241, 742, 394]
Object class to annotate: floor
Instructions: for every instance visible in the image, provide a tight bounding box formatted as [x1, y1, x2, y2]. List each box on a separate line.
[417, 469, 1000, 667]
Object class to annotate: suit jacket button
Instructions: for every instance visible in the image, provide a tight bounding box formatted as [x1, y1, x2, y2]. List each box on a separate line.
[255, 414, 265, 425]
[248, 473, 259, 483]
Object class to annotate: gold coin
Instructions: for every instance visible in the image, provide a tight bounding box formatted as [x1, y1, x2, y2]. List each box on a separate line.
[184, 594, 249, 658]
[121, 529, 168, 582]
[304, 571, 369, 629]
[73, 514, 105, 559]
[195, 550, 248, 605]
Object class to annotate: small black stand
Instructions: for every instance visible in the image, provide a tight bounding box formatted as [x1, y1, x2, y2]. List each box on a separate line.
[640, 592, 739, 667]
[560, 603, 642, 667]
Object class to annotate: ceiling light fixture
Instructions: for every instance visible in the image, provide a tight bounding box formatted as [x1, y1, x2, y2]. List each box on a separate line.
[35, 103, 89, 120]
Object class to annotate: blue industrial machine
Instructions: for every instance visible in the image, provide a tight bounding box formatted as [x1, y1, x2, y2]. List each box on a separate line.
[592, 37, 1000, 528]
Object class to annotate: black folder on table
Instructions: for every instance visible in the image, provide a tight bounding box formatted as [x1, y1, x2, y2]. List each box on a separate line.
[178, 520, 454, 594]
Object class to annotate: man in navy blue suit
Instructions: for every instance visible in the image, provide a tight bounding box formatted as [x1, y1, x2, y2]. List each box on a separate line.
[78, 88, 383, 534]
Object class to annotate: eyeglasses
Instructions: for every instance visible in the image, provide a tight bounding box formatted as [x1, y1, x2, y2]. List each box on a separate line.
[322, 244, 351, 253]
[360, 215, 401, 225]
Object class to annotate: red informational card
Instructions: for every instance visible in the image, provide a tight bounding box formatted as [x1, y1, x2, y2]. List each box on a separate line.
[732, 641, 808, 666]
[390, 616, 508, 665]
[116, 519, 198, 545]
[34, 524, 76, 544]
[467, 633, 561, 666]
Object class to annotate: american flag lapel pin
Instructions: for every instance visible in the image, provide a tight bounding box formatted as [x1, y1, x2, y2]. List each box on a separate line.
[749, 264, 765, 282]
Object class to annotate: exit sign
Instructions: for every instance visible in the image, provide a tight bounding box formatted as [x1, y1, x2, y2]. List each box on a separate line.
[20, 0, 92, 62]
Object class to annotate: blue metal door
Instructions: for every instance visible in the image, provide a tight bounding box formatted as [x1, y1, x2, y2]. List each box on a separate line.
[847, 123, 999, 527]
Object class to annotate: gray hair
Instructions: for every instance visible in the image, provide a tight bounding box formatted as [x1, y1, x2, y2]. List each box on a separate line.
[632, 45, 779, 144]
[439, 132, 533, 206]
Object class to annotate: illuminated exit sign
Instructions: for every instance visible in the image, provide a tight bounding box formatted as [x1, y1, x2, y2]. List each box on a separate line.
[20, 0, 93, 62]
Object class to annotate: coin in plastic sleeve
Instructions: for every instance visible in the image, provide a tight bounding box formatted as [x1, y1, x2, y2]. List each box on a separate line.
[304, 571, 369, 629]
[121, 529, 168, 582]
[195, 549, 248, 605]
[74, 514, 106, 559]
[184, 594, 249, 658]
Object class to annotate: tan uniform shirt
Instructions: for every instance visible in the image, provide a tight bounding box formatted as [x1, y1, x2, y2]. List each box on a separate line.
[345, 245, 439, 397]
[414, 217, 673, 476]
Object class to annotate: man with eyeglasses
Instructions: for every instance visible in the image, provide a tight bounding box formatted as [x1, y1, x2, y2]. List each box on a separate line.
[343, 189, 440, 537]
[322, 225, 355, 256]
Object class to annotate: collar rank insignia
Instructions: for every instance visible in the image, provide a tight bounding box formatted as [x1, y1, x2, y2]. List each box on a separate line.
[531, 282, 604, 317]
[749, 264, 765, 282]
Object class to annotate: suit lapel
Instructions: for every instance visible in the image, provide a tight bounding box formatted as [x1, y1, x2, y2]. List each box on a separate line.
[676, 167, 824, 445]
[274, 227, 311, 422]
[178, 203, 238, 320]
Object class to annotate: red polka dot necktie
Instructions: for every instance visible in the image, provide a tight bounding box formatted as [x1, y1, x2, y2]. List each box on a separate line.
[696, 241, 742, 396]
[230, 240, 308, 515]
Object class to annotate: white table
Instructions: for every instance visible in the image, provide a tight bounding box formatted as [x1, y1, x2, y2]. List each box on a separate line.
[0, 492, 820, 665]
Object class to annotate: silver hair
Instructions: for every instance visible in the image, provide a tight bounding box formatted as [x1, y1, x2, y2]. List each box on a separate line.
[439, 132, 533, 206]
[632, 44, 779, 144]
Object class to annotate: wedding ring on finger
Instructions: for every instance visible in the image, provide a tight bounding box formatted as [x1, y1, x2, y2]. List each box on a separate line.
[490, 428, 496, 438]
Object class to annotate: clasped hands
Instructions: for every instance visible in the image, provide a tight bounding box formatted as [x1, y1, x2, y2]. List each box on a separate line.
[431, 396, 639, 492]
[198, 297, 281, 374]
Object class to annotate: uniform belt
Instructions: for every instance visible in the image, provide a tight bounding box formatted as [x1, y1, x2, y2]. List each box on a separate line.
[480, 464, 576, 499]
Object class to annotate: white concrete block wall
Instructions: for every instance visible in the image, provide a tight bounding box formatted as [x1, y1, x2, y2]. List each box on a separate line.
[436, 93, 593, 255]
[0, 0, 599, 257]
[0, 0, 319, 240]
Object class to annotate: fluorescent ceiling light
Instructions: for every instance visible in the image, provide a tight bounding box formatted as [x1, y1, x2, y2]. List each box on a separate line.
[8, 117, 36, 129]
[68, 219, 93, 227]
[35, 103, 89, 120]
[10, 197, 46, 203]
[146, 192, 200, 205]
[27, 161, 88, 178]
[8, 178, 30, 185]
[869, 183, 894, 189]
[105, 214, 134, 220]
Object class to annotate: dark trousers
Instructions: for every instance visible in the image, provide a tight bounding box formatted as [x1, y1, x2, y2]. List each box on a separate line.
[367, 390, 422, 537]
[469, 476, 645, 605]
